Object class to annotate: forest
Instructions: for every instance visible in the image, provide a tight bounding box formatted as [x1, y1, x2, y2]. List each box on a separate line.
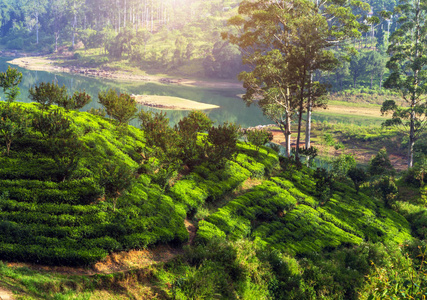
[0, 0, 427, 299]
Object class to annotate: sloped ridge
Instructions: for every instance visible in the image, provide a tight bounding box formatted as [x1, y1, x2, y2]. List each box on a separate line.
[199, 169, 412, 254]
[0, 103, 280, 266]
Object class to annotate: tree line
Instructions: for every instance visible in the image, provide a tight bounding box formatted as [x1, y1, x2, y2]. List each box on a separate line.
[228, 0, 427, 169]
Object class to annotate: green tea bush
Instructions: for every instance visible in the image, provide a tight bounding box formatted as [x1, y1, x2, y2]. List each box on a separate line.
[203, 167, 412, 256]
[0, 104, 196, 266]
[196, 220, 226, 244]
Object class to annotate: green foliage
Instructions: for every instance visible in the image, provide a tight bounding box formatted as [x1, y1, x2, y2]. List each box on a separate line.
[168, 239, 273, 299]
[0, 103, 28, 156]
[246, 129, 273, 152]
[70, 90, 92, 110]
[28, 81, 68, 111]
[207, 122, 240, 165]
[369, 148, 395, 176]
[361, 242, 427, 300]
[314, 168, 334, 202]
[98, 89, 137, 125]
[175, 110, 213, 167]
[0, 103, 195, 266]
[376, 176, 398, 207]
[0, 66, 22, 103]
[204, 167, 412, 257]
[31, 109, 73, 139]
[331, 153, 356, 179]
[100, 162, 136, 211]
[347, 167, 368, 194]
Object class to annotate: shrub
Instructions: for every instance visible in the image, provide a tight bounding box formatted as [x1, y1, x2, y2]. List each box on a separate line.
[29, 81, 68, 111]
[207, 122, 240, 165]
[246, 129, 273, 151]
[0, 103, 29, 155]
[196, 221, 226, 244]
[347, 167, 368, 193]
[376, 176, 398, 207]
[331, 153, 356, 179]
[98, 89, 137, 125]
[175, 111, 213, 167]
[369, 148, 395, 176]
[0, 66, 23, 103]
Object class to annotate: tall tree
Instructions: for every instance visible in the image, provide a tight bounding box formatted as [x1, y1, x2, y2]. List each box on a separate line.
[225, 0, 367, 157]
[22, 0, 48, 44]
[382, 0, 427, 168]
[48, 0, 67, 52]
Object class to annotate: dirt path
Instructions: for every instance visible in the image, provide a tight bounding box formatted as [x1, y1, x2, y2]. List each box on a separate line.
[5, 219, 197, 278]
[0, 287, 14, 300]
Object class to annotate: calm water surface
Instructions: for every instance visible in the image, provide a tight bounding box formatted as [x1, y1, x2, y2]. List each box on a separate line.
[0, 58, 381, 127]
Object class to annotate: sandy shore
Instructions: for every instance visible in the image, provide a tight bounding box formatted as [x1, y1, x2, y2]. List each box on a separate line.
[134, 95, 219, 110]
[8, 56, 243, 89]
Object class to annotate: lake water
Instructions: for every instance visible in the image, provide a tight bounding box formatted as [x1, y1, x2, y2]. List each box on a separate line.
[0, 57, 382, 127]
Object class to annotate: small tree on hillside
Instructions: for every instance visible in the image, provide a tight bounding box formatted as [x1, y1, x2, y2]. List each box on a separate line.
[246, 128, 273, 152]
[100, 161, 136, 211]
[331, 153, 357, 180]
[175, 110, 213, 167]
[70, 90, 92, 109]
[207, 122, 240, 165]
[368, 148, 395, 176]
[0, 66, 23, 103]
[29, 81, 68, 111]
[347, 167, 368, 194]
[98, 89, 137, 126]
[0, 104, 28, 155]
[32, 109, 73, 139]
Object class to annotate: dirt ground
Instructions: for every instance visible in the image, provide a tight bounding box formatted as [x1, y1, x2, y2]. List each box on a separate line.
[270, 129, 407, 171]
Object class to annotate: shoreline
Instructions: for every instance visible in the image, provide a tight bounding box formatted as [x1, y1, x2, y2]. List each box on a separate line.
[7, 55, 244, 90]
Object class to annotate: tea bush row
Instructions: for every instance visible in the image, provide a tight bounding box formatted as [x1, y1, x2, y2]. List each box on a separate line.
[199, 169, 412, 255]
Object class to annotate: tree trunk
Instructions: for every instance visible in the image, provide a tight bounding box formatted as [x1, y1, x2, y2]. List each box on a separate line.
[305, 74, 313, 166]
[72, 7, 77, 47]
[296, 100, 304, 161]
[285, 112, 291, 157]
[6, 140, 11, 156]
[55, 32, 59, 52]
[36, 12, 39, 44]
[408, 113, 415, 168]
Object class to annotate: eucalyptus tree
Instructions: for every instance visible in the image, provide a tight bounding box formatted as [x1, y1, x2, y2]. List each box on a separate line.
[382, 0, 427, 168]
[67, 0, 85, 47]
[225, 0, 368, 158]
[48, 0, 67, 52]
[21, 0, 48, 44]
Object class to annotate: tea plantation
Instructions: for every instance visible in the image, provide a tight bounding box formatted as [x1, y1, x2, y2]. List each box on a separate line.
[1, 102, 427, 299]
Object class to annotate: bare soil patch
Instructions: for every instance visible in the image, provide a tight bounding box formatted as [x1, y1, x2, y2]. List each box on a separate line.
[270, 129, 407, 171]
